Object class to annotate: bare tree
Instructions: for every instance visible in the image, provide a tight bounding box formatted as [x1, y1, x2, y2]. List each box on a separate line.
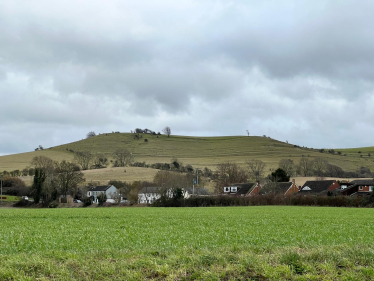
[246, 130, 249, 137]
[154, 170, 192, 190]
[93, 153, 108, 169]
[298, 158, 312, 176]
[54, 160, 85, 197]
[74, 151, 94, 170]
[326, 164, 345, 177]
[162, 126, 171, 137]
[86, 131, 96, 138]
[246, 159, 266, 181]
[30, 156, 55, 175]
[313, 157, 328, 177]
[113, 148, 134, 167]
[279, 159, 294, 177]
[214, 162, 248, 194]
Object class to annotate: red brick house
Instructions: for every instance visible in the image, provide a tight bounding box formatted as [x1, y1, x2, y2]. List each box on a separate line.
[340, 180, 374, 196]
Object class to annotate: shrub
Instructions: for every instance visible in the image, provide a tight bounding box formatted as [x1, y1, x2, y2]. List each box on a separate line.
[13, 199, 33, 207]
[49, 202, 58, 208]
[97, 193, 107, 206]
[82, 197, 92, 207]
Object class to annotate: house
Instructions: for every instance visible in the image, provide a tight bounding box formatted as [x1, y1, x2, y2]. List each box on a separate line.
[223, 182, 262, 196]
[299, 180, 340, 195]
[260, 179, 300, 196]
[340, 180, 374, 196]
[183, 187, 210, 198]
[138, 187, 173, 204]
[87, 185, 119, 203]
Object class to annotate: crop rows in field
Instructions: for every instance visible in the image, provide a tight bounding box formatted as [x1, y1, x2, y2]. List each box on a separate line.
[0, 206, 373, 255]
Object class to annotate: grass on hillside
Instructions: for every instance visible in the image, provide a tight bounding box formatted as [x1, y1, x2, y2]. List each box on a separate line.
[19, 166, 160, 186]
[1, 206, 374, 280]
[1, 133, 374, 178]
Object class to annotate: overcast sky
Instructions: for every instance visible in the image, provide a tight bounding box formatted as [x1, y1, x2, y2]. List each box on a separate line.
[1, 0, 374, 155]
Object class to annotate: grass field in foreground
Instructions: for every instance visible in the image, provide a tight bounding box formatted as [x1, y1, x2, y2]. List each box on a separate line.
[1, 206, 374, 280]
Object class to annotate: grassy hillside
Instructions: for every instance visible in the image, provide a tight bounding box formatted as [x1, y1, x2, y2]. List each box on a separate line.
[1, 133, 373, 177]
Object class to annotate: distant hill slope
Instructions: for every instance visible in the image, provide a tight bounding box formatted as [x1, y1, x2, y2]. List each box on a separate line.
[1, 133, 373, 173]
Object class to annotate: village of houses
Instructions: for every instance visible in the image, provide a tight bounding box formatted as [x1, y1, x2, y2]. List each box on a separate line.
[82, 179, 374, 206]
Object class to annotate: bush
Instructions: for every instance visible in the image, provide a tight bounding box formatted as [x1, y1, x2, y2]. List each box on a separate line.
[82, 197, 92, 207]
[97, 193, 107, 206]
[49, 202, 58, 208]
[13, 199, 33, 207]
[152, 194, 373, 208]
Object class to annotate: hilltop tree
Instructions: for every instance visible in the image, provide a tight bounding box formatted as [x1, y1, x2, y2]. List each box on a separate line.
[86, 131, 96, 138]
[163, 126, 171, 137]
[113, 148, 134, 167]
[246, 159, 266, 181]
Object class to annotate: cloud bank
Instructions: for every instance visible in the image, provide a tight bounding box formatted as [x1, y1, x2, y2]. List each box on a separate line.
[1, 0, 374, 155]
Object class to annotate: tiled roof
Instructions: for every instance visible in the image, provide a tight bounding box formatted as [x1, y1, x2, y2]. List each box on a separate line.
[260, 182, 292, 195]
[89, 185, 112, 191]
[235, 183, 256, 195]
[349, 180, 374, 186]
[299, 180, 336, 193]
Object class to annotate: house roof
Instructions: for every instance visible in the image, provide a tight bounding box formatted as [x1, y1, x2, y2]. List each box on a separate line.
[89, 185, 113, 192]
[349, 180, 374, 186]
[232, 183, 256, 195]
[139, 186, 164, 194]
[260, 182, 292, 195]
[299, 180, 336, 193]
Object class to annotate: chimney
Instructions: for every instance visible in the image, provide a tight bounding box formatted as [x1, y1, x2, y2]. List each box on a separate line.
[292, 179, 295, 184]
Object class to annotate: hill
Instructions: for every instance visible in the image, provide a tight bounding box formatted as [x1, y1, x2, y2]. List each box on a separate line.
[1, 133, 374, 178]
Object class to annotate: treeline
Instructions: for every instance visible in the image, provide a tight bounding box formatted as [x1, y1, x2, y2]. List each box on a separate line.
[153, 193, 374, 208]
[277, 157, 373, 178]
[1, 168, 36, 177]
[19, 156, 85, 206]
[130, 159, 213, 177]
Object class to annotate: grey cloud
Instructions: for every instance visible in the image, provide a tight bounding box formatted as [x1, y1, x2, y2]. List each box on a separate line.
[1, 0, 374, 155]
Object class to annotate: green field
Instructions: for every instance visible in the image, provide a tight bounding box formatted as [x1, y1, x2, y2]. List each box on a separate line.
[1, 206, 374, 280]
[1, 133, 374, 184]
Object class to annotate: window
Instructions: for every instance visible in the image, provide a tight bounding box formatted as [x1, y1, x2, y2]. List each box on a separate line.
[231, 186, 237, 192]
[370, 186, 373, 191]
[359, 186, 363, 191]
[224, 187, 230, 193]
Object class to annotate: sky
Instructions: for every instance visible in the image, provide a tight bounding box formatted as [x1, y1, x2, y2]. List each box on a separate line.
[1, 0, 374, 155]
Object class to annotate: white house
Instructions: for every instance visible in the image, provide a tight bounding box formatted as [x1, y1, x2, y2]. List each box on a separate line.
[87, 185, 119, 203]
[183, 187, 210, 198]
[138, 187, 210, 203]
[138, 187, 174, 204]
